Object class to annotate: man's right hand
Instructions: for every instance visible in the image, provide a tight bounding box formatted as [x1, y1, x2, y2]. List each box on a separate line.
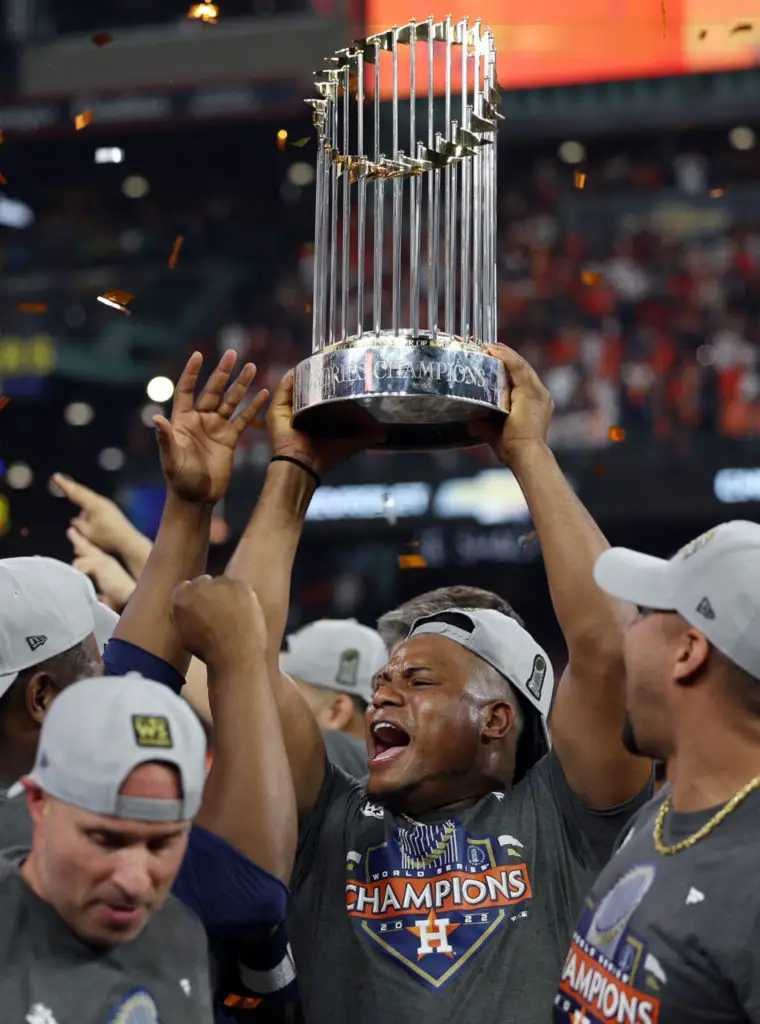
[53, 474, 142, 555]
[171, 575, 267, 672]
[267, 369, 385, 479]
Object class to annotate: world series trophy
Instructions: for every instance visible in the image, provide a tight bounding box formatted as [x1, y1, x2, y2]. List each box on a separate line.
[292, 16, 509, 449]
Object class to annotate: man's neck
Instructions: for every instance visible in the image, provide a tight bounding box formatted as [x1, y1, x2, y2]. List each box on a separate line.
[669, 728, 760, 812]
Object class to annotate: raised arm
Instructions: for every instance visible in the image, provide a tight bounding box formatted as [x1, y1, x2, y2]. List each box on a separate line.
[471, 344, 650, 808]
[225, 370, 382, 818]
[110, 350, 268, 679]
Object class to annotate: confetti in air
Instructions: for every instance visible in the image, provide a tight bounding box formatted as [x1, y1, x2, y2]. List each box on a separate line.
[574, 171, 586, 189]
[0, 172, 7, 185]
[581, 270, 600, 286]
[710, 188, 725, 198]
[187, 3, 219, 23]
[730, 23, 753, 34]
[0, 131, 5, 144]
[16, 302, 47, 313]
[291, 137, 311, 148]
[661, 0, 666, 37]
[698, 29, 707, 40]
[0, 396, 10, 413]
[608, 426, 626, 443]
[75, 109, 94, 131]
[97, 289, 134, 316]
[398, 554, 428, 570]
[168, 235, 184, 270]
[91, 31, 114, 46]
[19, 526, 28, 538]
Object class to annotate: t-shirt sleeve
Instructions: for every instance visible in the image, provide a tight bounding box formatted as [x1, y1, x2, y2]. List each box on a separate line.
[534, 749, 654, 869]
[103, 637, 186, 695]
[173, 825, 288, 937]
[291, 758, 365, 891]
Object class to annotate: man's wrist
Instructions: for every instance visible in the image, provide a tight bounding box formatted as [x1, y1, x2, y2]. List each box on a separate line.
[265, 459, 317, 520]
[502, 439, 553, 479]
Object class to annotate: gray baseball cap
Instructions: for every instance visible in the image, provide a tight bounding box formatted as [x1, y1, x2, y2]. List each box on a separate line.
[0, 557, 96, 699]
[280, 618, 387, 703]
[10, 675, 207, 822]
[594, 520, 760, 679]
[407, 608, 554, 777]
[34, 557, 119, 656]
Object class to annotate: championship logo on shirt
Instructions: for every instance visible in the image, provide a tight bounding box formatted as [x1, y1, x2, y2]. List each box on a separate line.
[554, 865, 663, 1024]
[345, 818, 532, 989]
[107, 989, 160, 1024]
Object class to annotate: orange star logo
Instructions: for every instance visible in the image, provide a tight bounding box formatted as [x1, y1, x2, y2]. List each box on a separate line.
[406, 907, 461, 960]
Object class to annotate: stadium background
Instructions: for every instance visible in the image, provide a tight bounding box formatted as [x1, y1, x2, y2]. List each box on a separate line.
[2, 0, 760, 664]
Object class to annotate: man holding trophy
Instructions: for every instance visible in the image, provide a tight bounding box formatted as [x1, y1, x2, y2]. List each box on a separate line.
[221, 17, 652, 1022]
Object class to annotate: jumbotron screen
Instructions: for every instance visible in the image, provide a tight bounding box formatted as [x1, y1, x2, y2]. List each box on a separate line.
[365, 0, 760, 94]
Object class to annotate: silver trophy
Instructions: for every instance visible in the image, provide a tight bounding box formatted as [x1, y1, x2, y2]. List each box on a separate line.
[293, 16, 508, 450]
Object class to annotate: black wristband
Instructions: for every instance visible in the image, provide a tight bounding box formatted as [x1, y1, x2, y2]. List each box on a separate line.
[270, 455, 321, 487]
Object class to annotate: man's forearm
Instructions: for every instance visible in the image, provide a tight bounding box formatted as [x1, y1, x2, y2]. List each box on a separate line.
[509, 441, 633, 654]
[195, 647, 297, 885]
[114, 491, 211, 675]
[226, 462, 315, 678]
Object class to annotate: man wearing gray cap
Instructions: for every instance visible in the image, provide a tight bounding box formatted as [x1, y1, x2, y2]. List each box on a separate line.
[281, 618, 386, 777]
[225, 348, 653, 1024]
[0, 674, 214, 1022]
[554, 521, 760, 1024]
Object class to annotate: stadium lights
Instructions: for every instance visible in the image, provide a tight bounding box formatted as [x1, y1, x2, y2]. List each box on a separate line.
[122, 175, 149, 199]
[7, 462, 33, 490]
[558, 140, 586, 165]
[95, 147, 124, 164]
[146, 376, 174, 403]
[63, 402, 94, 426]
[98, 447, 125, 471]
[729, 126, 755, 151]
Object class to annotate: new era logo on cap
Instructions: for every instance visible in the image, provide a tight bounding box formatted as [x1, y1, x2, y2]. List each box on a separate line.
[26, 635, 47, 652]
[696, 597, 715, 620]
[131, 715, 173, 749]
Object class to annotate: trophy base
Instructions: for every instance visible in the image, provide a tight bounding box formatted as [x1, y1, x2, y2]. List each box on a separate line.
[293, 337, 509, 452]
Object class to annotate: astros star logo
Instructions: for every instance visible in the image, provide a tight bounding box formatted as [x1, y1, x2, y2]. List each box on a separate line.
[406, 908, 461, 960]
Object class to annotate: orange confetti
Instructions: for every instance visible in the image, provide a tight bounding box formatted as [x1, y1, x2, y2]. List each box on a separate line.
[574, 171, 586, 189]
[661, 0, 667, 37]
[75, 109, 94, 131]
[291, 137, 311, 148]
[398, 554, 428, 570]
[168, 235, 184, 270]
[608, 427, 626, 443]
[187, 2, 218, 23]
[19, 527, 28, 537]
[581, 270, 600, 286]
[16, 302, 47, 313]
[710, 188, 725, 198]
[0, 131, 4, 144]
[97, 289, 134, 315]
[0, 396, 10, 413]
[91, 31, 114, 46]
[0, 172, 7, 185]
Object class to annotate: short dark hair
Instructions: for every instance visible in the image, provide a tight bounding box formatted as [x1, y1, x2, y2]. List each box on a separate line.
[376, 586, 525, 650]
[0, 641, 96, 722]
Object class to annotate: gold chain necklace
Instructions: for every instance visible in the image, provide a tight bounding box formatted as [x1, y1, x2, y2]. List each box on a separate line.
[653, 774, 760, 855]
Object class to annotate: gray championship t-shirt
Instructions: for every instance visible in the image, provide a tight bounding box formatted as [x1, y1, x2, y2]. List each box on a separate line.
[554, 785, 760, 1024]
[322, 730, 368, 779]
[0, 855, 215, 1023]
[289, 750, 651, 1024]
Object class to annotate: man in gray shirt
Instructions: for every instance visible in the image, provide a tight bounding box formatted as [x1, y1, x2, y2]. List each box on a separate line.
[0, 673, 214, 1023]
[225, 346, 654, 1024]
[281, 618, 386, 778]
[555, 521, 760, 1024]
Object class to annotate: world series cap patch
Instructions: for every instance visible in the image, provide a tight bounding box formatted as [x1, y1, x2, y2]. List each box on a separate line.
[336, 648, 360, 687]
[132, 715, 173, 748]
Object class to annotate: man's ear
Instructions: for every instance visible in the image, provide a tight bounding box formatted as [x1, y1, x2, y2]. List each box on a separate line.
[25, 672, 60, 727]
[481, 700, 518, 742]
[23, 779, 47, 826]
[325, 692, 355, 732]
[672, 627, 711, 686]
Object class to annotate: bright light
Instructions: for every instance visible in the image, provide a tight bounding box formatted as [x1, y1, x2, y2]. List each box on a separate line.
[558, 140, 585, 165]
[140, 403, 164, 427]
[146, 376, 174, 403]
[7, 462, 33, 489]
[98, 447, 125, 471]
[122, 175, 149, 199]
[63, 402, 94, 426]
[277, 129, 288, 141]
[288, 162, 315, 187]
[95, 147, 124, 164]
[729, 125, 755, 151]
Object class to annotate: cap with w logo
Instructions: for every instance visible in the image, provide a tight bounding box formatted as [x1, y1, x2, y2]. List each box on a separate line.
[9, 675, 206, 823]
[594, 520, 760, 680]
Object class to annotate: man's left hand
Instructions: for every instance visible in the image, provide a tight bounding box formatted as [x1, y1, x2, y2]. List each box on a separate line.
[154, 350, 269, 504]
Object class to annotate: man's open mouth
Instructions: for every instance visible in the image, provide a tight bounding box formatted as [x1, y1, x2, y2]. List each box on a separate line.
[369, 720, 411, 765]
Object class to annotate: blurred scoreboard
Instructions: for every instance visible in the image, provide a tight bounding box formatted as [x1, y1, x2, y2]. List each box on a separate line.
[366, 0, 760, 93]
